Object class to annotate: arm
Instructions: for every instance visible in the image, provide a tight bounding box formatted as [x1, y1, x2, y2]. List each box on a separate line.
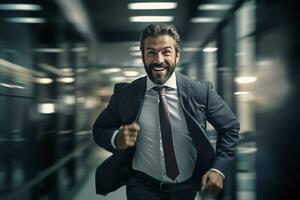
[202, 81, 240, 194]
[205, 81, 240, 175]
[93, 87, 122, 152]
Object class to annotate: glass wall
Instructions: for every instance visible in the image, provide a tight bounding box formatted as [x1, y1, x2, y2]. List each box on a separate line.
[234, 1, 256, 200]
[188, 0, 257, 199]
[0, 1, 99, 199]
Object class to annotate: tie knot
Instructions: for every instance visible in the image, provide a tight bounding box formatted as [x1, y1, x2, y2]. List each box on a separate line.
[153, 86, 166, 95]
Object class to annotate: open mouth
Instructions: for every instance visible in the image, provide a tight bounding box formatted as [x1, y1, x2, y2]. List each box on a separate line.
[152, 66, 167, 71]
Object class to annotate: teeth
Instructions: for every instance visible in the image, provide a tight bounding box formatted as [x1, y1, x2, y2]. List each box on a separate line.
[153, 67, 165, 71]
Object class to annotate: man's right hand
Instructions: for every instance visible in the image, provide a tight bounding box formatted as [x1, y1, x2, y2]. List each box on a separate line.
[115, 122, 140, 149]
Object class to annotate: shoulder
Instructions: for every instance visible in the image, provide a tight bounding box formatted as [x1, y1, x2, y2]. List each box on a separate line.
[113, 76, 146, 93]
[176, 72, 210, 90]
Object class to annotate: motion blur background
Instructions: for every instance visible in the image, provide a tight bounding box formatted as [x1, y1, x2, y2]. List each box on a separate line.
[0, 0, 299, 200]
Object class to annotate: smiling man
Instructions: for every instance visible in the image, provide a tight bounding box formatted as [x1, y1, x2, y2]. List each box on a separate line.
[142, 33, 179, 85]
[93, 24, 240, 200]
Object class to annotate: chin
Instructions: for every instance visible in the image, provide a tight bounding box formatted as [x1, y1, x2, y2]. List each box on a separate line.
[151, 75, 169, 85]
[152, 79, 165, 85]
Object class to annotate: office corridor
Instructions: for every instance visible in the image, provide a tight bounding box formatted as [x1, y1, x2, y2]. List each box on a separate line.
[1, 0, 299, 200]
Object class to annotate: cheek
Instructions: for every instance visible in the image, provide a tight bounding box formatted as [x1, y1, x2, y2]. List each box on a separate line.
[144, 57, 153, 65]
[167, 57, 175, 66]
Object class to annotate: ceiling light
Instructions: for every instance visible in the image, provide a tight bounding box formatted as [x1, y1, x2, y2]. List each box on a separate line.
[0, 4, 42, 11]
[190, 17, 221, 23]
[128, 2, 177, 10]
[35, 78, 53, 84]
[235, 76, 257, 84]
[198, 4, 232, 10]
[203, 47, 218, 52]
[123, 71, 139, 77]
[57, 77, 75, 83]
[5, 17, 46, 23]
[101, 68, 121, 74]
[129, 16, 173, 22]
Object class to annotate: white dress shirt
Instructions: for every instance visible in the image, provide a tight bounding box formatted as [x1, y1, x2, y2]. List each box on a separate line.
[132, 73, 197, 183]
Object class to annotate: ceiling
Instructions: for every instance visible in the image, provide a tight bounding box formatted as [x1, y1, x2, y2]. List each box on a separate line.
[0, 0, 237, 69]
[57, 0, 237, 68]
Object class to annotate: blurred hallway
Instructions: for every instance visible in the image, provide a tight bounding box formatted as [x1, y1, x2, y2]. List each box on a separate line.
[1, 0, 299, 200]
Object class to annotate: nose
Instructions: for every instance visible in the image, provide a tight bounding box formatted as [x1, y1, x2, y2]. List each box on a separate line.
[154, 52, 164, 64]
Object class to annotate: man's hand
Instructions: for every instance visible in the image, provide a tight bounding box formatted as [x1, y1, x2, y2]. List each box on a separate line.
[201, 170, 224, 195]
[115, 122, 140, 149]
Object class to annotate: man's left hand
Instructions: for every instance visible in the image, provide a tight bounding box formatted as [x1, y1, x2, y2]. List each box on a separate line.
[201, 170, 224, 195]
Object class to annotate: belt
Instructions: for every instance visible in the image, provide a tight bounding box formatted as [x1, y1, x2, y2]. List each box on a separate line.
[130, 170, 195, 193]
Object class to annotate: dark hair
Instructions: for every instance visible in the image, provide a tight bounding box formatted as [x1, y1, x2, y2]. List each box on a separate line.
[139, 24, 180, 55]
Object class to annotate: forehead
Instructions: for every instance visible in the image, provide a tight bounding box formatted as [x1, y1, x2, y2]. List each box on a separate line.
[144, 35, 176, 50]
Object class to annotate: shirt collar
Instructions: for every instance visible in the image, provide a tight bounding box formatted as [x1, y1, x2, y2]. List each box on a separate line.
[146, 71, 177, 91]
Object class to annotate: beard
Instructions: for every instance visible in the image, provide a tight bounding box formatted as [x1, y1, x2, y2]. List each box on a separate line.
[144, 61, 176, 85]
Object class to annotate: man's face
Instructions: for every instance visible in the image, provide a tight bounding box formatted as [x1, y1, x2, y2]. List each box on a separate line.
[142, 35, 180, 85]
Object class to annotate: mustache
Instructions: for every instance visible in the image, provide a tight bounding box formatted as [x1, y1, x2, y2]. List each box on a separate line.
[148, 62, 169, 69]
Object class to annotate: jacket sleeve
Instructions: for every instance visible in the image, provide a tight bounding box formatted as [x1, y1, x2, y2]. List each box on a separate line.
[93, 85, 122, 152]
[205, 81, 240, 176]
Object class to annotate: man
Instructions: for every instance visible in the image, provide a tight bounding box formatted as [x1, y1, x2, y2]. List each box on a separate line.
[93, 24, 239, 200]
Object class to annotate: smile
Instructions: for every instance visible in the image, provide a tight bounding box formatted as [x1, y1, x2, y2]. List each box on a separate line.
[152, 66, 167, 71]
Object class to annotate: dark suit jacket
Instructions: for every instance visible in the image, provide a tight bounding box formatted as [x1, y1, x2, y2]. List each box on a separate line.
[93, 72, 240, 195]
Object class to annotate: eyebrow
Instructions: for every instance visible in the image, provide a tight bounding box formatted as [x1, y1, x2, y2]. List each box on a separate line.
[145, 46, 173, 51]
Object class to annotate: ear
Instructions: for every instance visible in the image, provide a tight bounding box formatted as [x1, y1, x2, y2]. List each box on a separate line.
[175, 50, 180, 64]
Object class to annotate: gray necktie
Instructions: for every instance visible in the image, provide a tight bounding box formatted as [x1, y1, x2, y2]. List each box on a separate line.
[153, 86, 179, 180]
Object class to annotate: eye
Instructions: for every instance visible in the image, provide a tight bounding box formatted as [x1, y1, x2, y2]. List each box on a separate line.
[146, 51, 155, 56]
[162, 50, 171, 56]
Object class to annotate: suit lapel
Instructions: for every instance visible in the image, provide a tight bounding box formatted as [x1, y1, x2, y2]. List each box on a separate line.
[130, 77, 146, 122]
[133, 77, 147, 121]
[176, 72, 190, 112]
[176, 72, 215, 155]
[118, 77, 146, 124]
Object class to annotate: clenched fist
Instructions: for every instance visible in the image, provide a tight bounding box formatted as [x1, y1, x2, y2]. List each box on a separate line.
[115, 122, 140, 149]
[201, 170, 224, 195]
